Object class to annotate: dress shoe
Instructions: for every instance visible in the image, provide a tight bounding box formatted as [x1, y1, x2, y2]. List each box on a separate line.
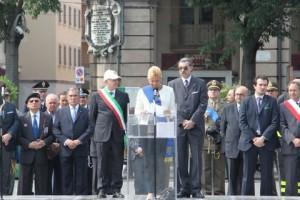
[97, 190, 107, 198]
[191, 191, 205, 199]
[112, 192, 124, 198]
[177, 191, 190, 198]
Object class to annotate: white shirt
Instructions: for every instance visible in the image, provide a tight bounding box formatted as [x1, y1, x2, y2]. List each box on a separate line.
[181, 75, 192, 86]
[135, 85, 176, 115]
[69, 104, 79, 121]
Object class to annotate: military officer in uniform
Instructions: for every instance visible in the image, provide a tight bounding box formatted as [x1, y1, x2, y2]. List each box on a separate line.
[266, 82, 279, 99]
[203, 80, 226, 195]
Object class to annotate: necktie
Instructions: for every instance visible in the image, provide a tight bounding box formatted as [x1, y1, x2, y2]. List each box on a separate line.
[71, 107, 77, 122]
[32, 114, 39, 139]
[257, 97, 262, 110]
[184, 80, 189, 87]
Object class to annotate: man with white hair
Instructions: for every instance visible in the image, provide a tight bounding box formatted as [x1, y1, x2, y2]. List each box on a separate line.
[45, 93, 61, 195]
[90, 69, 129, 198]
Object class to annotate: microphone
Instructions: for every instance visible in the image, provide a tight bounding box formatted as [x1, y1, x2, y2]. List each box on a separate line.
[153, 88, 160, 97]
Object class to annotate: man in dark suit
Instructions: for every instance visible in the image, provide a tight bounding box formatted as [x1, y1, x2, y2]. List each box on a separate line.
[239, 75, 279, 196]
[45, 93, 62, 195]
[90, 69, 129, 198]
[168, 57, 208, 199]
[53, 87, 91, 195]
[0, 85, 19, 195]
[221, 86, 248, 195]
[18, 93, 53, 195]
[280, 81, 300, 196]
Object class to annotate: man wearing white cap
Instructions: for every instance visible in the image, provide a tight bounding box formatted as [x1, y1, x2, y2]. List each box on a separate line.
[89, 69, 129, 198]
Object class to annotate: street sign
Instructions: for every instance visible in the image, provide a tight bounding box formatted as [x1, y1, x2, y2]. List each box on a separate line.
[75, 66, 85, 84]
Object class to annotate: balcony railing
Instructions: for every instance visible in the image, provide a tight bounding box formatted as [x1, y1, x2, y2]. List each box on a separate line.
[170, 24, 224, 50]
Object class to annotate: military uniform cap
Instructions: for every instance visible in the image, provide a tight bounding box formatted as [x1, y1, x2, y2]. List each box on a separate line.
[79, 88, 89, 97]
[32, 81, 49, 90]
[267, 81, 278, 91]
[207, 80, 222, 90]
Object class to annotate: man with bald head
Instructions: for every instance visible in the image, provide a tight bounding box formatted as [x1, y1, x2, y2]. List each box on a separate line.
[221, 86, 248, 195]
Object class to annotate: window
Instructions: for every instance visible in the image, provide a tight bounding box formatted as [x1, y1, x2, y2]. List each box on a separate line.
[74, 48, 77, 66]
[63, 5, 66, 24]
[69, 46, 72, 66]
[78, 49, 81, 66]
[179, 0, 213, 24]
[200, 6, 213, 23]
[58, 45, 62, 65]
[73, 8, 77, 27]
[58, 6, 62, 23]
[78, 10, 81, 28]
[69, 6, 72, 26]
[63, 46, 66, 65]
[180, 0, 194, 24]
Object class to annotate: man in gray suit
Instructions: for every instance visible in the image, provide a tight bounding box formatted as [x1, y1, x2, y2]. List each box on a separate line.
[89, 70, 129, 198]
[168, 57, 208, 199]
[280, 81, 300, 196]
[18, 93, 53, 195]
[221, 86, 248, 195]
[53, 87, 91, 195]
[239, 75, 279, 196]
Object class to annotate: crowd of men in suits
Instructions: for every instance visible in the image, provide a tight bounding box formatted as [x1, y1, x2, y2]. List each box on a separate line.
[2, 57, 300, 198]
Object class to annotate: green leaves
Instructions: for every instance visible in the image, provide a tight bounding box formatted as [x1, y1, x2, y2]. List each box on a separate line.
[23, 0, 60, 18]
[0, 0, 60, 41]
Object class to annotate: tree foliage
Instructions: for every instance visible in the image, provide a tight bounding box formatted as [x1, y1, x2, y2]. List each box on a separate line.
[188, 0, 300, 48]
[0, 0, 60, 42]
[187, 0, 300, 88]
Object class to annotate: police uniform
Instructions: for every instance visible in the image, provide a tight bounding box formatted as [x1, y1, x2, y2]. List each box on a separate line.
[202, 80, 226, 195]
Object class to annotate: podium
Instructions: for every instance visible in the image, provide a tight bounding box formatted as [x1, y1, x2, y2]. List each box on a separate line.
[126, 106, 177, 200]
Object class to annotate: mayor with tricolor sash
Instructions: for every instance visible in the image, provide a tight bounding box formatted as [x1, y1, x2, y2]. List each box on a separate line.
[280, 80, 300, 196]
[89, 69, 129, 198]
[133, 66, 176, 200]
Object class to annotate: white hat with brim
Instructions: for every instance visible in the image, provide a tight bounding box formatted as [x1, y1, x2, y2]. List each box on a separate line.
[103, 69, 121, 81]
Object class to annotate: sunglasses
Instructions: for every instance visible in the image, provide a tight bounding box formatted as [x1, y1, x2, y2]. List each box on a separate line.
[29, 99, 40, 103]
[178, 66, 189, 71]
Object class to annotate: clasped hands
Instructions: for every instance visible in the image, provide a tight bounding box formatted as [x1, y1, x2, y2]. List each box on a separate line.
[182, 120, 195, 130]
[29, 140, 46, 150]
[2, 133, 12, 146]
[292, 138, 300, 148]
[252, 136, 265, 148]
[64, 139, 81, 150]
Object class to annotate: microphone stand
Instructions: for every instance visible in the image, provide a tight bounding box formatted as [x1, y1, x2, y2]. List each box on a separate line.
[153, 89, 158, 200]
[0, 87, 4, 200]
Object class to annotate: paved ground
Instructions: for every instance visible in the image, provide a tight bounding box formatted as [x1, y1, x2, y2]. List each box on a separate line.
[6, 180, 299, 199]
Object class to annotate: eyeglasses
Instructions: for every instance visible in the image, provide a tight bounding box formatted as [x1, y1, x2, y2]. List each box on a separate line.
[178, 66, 189, 71]
[267, 90, 277, 92]
[235, 93, 245, 96]
[29, 99, 40, 103]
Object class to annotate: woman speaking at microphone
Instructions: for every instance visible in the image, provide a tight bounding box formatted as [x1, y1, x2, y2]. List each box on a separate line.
[132, 66, 176, 200]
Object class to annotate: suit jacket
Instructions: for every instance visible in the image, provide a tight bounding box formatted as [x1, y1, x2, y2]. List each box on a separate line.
[168, 76, 208, 132]
[221, 103, 241, 158]
[280, 101, 300, 155]
[238, 95, 279, 151]
[53, 105, 91, 157]
[1, 101, 19, 151]
[89, 89, 129, 142]
[18, 112, 53, 164]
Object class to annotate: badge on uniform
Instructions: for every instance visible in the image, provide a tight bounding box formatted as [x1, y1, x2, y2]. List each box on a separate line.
[23, 123, 28, 127]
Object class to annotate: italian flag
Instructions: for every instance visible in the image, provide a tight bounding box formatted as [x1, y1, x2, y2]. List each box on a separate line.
[98, 88, 126, 131]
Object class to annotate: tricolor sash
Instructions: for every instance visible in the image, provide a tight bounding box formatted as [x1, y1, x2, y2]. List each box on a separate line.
[283, 99, 300, 122]
[98, 88, 126, 131]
